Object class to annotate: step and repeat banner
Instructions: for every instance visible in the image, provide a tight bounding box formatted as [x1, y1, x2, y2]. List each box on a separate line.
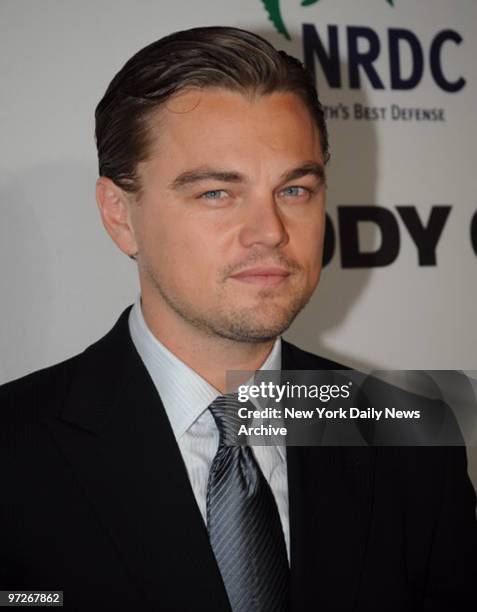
[1, 0, 476, 470]
[259, 0, 476, 374]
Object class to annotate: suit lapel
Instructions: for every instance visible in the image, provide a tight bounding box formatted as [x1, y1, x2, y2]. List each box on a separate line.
[42, 309, 230, 611]
[282, 341, 376, 611]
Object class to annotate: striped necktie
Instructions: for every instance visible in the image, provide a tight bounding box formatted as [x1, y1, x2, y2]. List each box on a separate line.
[206, 394, 289, 612]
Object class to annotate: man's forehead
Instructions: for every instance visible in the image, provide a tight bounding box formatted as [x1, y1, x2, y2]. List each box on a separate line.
[157, 87, 316, 127]
[140, 88, 324, 183]
[164, 88, 205, 114]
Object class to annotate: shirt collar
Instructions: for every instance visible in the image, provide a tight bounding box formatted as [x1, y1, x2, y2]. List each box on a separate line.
[128, 295, 282, 441]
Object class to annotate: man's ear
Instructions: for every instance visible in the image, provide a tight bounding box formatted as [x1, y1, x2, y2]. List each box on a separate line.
[96, 177, 138, 257]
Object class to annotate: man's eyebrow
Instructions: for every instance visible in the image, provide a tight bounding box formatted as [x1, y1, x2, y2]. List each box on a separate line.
[279, 162, 325, 184]
[168, 161, 325, 191]
[169, 168, 245, 190]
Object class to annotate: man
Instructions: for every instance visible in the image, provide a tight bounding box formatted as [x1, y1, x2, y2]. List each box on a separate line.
[1, 26, 476, 612]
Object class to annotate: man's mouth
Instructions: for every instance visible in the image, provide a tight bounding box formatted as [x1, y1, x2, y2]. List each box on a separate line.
[229, 266, 292, 286]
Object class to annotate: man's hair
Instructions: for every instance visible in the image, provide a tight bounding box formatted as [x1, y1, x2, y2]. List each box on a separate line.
[95, 26, 329, 195]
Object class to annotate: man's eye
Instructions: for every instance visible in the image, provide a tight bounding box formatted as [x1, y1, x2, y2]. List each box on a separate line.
[279, 186, 310, 198]
[200, 190, 228, 200]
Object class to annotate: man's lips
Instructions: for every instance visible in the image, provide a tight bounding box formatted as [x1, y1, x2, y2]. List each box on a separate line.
[229, 266, 292, 286]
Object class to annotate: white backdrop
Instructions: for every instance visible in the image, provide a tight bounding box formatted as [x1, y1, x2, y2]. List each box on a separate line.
[1, 0, 476, 478]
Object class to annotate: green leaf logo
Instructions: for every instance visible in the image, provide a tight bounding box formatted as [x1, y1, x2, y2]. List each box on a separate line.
[260, 0, 395, 40]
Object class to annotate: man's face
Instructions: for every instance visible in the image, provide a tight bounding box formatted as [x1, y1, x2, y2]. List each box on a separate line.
[130, 88, 326, 343]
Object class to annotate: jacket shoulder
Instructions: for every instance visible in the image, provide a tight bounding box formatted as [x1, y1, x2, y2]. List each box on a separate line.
[0, 306, 133, 424]
[0, 354, 81, 425]
[281, 339, 348, 370]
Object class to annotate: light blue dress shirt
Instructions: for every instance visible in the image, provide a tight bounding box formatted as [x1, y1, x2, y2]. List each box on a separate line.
[128, 296, 290, 562]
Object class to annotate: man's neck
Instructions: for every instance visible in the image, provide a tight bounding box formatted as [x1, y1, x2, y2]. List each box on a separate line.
[140, 296, 276, 393]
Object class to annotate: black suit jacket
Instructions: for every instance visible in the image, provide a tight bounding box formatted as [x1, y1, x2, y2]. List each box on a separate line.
[1, 307, 476, 611]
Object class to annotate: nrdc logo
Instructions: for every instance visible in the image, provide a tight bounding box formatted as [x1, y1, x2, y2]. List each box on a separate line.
[261, 0, 395, 40]
[260, 0, 465, 92]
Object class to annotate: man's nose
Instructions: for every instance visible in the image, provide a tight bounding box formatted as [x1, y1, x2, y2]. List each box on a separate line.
[238, 194, 289, 249]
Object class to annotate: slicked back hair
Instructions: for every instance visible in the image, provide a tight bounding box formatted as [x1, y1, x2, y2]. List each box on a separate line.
[95, 26, 329, 195]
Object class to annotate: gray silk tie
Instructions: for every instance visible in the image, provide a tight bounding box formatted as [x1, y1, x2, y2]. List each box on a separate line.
[206, 394, 289, 612]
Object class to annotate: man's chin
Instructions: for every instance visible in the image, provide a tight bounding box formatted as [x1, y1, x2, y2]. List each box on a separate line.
[213, 290, 316, 342]
[213, 327, 286, 344]
[211, 309, 300, 343]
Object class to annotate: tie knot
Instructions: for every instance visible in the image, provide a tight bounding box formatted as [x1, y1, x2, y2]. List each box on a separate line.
[208, 394, 244, 445]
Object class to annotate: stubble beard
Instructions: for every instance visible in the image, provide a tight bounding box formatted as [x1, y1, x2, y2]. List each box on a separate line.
[143, 261, 315, 344]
